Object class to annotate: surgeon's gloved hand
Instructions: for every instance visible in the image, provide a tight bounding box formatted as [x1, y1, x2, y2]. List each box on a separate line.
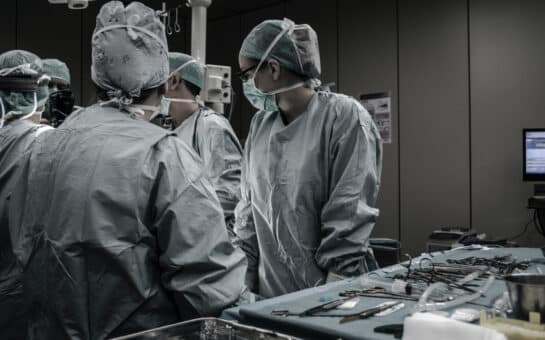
[236, 288, 262, 305]
[325, 271, 348, 284]
[238, 289, 255, 305]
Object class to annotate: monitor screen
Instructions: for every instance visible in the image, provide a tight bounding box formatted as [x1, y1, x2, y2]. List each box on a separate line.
[524, 129, 545, 181]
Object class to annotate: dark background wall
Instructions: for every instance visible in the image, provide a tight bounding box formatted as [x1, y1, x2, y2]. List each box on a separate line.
[1, 0, 544, 254]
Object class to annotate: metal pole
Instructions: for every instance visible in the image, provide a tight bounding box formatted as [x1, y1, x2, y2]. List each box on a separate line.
[190, 0, 212, 64]
[190, 0, 224, 114]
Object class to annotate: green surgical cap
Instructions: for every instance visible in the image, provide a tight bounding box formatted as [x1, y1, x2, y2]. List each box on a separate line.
[168, 52, 204, 91]
[43, 58, 71, 84]
[239, 19, 321, 78]
[0, 49, 42, 74]
[0, 50, 49, 115]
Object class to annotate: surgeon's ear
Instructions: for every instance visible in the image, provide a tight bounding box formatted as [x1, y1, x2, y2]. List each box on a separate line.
[267, 59, 281, 81]
[169, 74, 182, 91]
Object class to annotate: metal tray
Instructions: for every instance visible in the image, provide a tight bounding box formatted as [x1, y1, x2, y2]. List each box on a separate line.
[111, 317, 299, 340]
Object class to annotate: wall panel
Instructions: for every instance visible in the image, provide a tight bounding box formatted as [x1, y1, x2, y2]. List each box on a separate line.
[399, 0, 470, 254]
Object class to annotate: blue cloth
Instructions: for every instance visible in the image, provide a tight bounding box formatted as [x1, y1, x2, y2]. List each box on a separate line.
[222, 247, 545, 340]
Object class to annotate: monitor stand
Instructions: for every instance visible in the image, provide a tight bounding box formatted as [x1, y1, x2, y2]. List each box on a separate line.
[529, 184, 545, 208]
[528, 186, 545, 238]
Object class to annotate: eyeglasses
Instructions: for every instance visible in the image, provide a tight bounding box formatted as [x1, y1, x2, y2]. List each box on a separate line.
[236, 64, 258, 82]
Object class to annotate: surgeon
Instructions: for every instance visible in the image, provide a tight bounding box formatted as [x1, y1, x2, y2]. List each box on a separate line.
[234, 18, 383, 298]
[8, 2, 252, 339]
[0, 49, 52, 340]
[163, 52, 243, 232]
[41, 58, 76, 127]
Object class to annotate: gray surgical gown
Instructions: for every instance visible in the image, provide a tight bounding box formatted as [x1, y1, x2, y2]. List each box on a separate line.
[234, 91, 382, 298]
[174, 107, 242, 232]
[0, 120, 51, 340]
[8, 103, 249, 340]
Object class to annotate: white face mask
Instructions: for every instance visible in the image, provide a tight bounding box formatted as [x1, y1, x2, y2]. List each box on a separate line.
[160, 96, 197, 116]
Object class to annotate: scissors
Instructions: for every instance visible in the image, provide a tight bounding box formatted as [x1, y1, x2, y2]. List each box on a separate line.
[271, 297, 353, 317]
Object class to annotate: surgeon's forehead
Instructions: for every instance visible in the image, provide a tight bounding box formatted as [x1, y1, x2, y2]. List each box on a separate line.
[48, 78, 69, 88]
[238, 55, 256, 70]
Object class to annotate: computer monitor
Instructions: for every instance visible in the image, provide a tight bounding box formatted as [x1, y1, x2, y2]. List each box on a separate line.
[523, 129, 545, 181]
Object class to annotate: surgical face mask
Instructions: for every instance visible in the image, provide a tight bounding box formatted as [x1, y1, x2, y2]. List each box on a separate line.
[160, 96, 197, 116]
[243, 72, 304, 112]
[242, 21, 305, 112]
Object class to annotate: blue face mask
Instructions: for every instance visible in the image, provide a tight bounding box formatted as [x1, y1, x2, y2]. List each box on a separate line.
[242, 76, 279, 112]
[242, 22, 306, 112]
[242, 67, 305, 112]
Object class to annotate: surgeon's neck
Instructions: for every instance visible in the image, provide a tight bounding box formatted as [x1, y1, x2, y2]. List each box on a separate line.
[26, 114, 41, 124]
[277, 86, 315, 124]
[138, 91, 163, 121]
[173, 103, 199, 128]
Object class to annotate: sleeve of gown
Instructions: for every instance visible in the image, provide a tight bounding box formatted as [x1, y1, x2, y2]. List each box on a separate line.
[198, 117, 243, 235]
[232, 118, 260, 294]
[147, 136, 249, 317]
[315, 100, 383, 277]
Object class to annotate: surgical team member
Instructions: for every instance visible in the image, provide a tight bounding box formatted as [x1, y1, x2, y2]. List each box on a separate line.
[41, 58, 76, 126]
[0, 50, 52, 340]
[8, 2, 252, 339]
[234, 19, 383, 298]
[163, 52, 243, 232]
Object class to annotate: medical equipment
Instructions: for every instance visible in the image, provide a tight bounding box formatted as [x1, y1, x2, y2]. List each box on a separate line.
[340, 287, 419, 301]
[446, 254, 530, 276]
[339, 301, 403, 324]
[374, 324, 404, 339]
[111, 318, 297, 340]
[271, 297, 354, 317]
[360, 275, 412, 294]
[426, 226, 477, 252]
[163, 1, 232, 111]
[157, 3, 184, 36]
[202, 64, 231, 105]
[48, 0, 95, 10]
[480, 310, 545, 340]
[43, 89, 75, 127]
[413, 273, 495, 313]
[505, 274, 545, 321]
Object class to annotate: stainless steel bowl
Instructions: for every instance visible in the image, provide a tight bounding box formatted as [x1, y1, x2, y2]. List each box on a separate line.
[504, 274, 545, 321]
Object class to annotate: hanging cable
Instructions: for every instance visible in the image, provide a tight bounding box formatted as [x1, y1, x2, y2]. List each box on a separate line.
[508, 210, 537, 241]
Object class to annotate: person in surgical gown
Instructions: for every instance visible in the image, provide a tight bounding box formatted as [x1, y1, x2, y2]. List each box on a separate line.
[8, 2, 252, 339]
[41, 58, 76, 126]
[163, 52, 242, 233]
[0, 49, 52, 340]
[234, 18, 383, 298]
